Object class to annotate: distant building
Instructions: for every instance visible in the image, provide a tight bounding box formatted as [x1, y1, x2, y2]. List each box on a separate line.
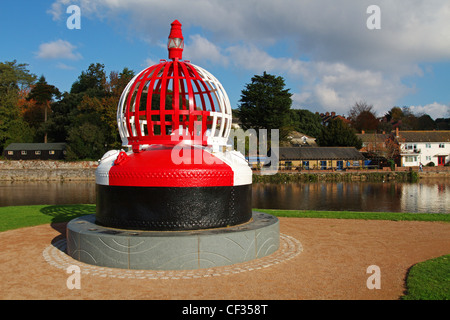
[3, 143, 67, 160]
[277, 147, 366, 170]
[356, 131, 390, 153]
[318, 111, 351, 126]
[286, 131, 317, 147]
[394, 130, 450, 167]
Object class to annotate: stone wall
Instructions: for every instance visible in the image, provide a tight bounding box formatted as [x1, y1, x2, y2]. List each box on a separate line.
[0, 160, 98, 181]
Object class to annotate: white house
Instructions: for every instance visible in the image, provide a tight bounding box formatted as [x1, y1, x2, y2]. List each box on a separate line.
[396, 130, 450, 167]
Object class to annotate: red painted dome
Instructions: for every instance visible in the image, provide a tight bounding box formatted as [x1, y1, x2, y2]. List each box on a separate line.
[117, 20, 232, 152]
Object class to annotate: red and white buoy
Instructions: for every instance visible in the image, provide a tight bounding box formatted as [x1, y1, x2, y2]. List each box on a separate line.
[95, 20, 252, 231]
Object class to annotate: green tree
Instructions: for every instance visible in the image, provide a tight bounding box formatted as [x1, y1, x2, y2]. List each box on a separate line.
[0, 60, 36, 153]
[70, 63, 107, 96]
[237, 72, 293, 142]
[289, 109, 323, 138]
[47, 64, 134, 159]
[316, 118, 362, 149]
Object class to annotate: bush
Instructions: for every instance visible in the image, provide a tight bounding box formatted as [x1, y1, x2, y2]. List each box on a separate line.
[426, 162, 435, 167]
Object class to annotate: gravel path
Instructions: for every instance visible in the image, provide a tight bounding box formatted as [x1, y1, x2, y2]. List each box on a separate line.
[1, 217, 449, 300]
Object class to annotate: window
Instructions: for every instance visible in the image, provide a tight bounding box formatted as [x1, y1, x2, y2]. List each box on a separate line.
[426, 156, 431, 161]
[49, 150, 55, 155]
[439, 143, 445, 148]
[353, 161, 360, 167]
[21, 151, 27, 155]
[405, 156, 418, 163]
[426, 143, 431, 148]
[320, 161, 327, 169]
[35, 151, 41, 155]
[7, 151, 13, 155]
[303, 161, 310, 169]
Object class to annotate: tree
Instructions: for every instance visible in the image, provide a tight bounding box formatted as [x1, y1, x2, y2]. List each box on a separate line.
[316, 118, 362, 149]
[416, 114, 436, 130]
[47, 64, 135, 159]
[237, 72, 293, 142]
[26, 75, 61, 142]
[289, 109, 323, 138]
[348, 101, 379, 133]
[0, 60, 36, 152]
[70, 63, 107, 96]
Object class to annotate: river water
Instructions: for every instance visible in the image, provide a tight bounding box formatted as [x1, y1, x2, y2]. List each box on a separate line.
[0, 180, 448, 214]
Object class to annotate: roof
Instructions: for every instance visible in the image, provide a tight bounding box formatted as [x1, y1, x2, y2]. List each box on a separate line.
[4, 143, 67, 151]
[356, 133, 390, 143]
[278, 147, 365, 161]
[397, 131, 450, 143]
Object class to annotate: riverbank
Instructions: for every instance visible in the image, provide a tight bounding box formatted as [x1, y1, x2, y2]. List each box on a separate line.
[0, 160, 97, 181]
[253, 170, 450, 183]
[1, 160, 449, 182]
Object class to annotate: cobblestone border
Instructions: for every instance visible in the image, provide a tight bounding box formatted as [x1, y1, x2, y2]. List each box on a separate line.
[43, 233, 302, 279]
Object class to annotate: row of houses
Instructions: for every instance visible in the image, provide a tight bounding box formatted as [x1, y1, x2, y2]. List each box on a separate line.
[258, 129, 450, 170]
[2, 129, 449, 169]
[357, 128, 450, 167]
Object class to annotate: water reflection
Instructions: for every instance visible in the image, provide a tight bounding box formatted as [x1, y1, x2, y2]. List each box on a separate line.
[0, 180, 448, 213]
[252, 180, 448, 214]
[0, 181, 96, 207]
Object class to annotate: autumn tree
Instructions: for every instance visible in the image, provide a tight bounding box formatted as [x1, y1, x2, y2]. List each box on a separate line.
[348, 101, 379, 133]
[0, 60, 36, 152]
[26, 75, 61, 142]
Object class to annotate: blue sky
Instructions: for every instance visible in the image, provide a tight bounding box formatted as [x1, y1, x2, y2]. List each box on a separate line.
[1, 0, 450, 120]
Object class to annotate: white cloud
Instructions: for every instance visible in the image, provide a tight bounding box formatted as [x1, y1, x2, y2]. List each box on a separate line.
[47, 0, 450, 117]
[410, 103, 450, 120]
[204, 43, 410, 116]
[56, 62, 76, 70]
[184, 35, 228, 66]
[36, 40, 82, 60]
[47, 0, 71, 20]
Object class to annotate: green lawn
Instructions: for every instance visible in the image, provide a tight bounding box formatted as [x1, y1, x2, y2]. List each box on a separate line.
[257, 209, 450, 222]
[0, 205, 448, 232]
[0, 204, 95, 232]
[402, 255, 450, 300]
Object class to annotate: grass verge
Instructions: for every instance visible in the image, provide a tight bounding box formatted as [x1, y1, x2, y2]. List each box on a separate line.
[0, 205, 448, 233]
[257, 209, 450, 222]
[0, 204, 95, 232]
[402, 255, 450, 300]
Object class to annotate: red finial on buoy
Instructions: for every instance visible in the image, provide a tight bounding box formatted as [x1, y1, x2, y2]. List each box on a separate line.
[168, 20, 184, 60]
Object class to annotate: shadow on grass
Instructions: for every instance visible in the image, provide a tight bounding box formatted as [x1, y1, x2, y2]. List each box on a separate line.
[40, 204, 96, 244]
[40, 204, 96, 223]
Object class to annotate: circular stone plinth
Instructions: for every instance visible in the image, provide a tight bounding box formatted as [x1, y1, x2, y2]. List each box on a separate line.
[66, 212, 279, 270]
